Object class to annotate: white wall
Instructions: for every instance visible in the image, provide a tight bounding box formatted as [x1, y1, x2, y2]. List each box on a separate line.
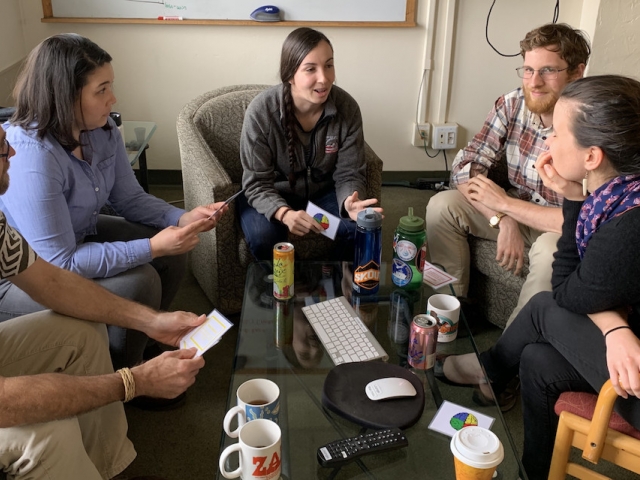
[8, 0, 627, 173]
[0, 0, 26, 71]
[588, 0, 640, 77]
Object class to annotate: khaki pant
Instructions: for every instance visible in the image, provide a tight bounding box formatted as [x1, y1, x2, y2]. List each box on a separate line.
[0, 311, 136, 479]
[426, 189, 560, 327]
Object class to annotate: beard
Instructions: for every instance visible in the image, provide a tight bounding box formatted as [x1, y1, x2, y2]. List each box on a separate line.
[524, 87, 559, 116]
[0, 171, 8, 195]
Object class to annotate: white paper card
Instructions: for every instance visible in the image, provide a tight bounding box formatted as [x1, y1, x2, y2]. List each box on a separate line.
[180, 309, 233, 356]
[428, 400, 495, 437]
[422, 261, 458, 288]
[306, 201, 340, 240]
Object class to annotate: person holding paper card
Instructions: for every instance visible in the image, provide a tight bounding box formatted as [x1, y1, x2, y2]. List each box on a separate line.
[0, 34, 228, 370]
[238, 27, 382, 261]
[0, 125, 204, 479]
[437, 76, 640, 480]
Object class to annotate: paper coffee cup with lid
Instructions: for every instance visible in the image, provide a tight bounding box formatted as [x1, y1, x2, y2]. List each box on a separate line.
[450, 426, 504, 480]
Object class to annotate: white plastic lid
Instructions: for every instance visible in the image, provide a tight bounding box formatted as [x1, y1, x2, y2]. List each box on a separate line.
[450, 426, 504, 469]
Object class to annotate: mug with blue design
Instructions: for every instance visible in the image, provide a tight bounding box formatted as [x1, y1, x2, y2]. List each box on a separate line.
[223, 378, 280, 438]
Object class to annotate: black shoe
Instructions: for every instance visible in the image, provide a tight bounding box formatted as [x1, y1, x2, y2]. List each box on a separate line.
[472, 377, 520, 413]
[127, 392, 186, 411]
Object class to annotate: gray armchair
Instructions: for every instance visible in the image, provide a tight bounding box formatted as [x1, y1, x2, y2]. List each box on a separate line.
[178, 85, 383, 314]
[466, 161, 530, 329]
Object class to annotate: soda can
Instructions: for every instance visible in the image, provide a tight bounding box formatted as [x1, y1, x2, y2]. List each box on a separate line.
[408, 314, 438, 369]
[274, 298, 294, 348]
[273, 242, 294, 300]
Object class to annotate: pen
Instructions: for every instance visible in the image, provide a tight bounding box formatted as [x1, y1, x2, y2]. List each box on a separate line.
[207, 189, 245, 220]
[158, 16, 183, 20]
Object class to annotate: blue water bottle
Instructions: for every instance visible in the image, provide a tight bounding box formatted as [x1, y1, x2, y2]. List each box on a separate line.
[353, 208, 383, 295]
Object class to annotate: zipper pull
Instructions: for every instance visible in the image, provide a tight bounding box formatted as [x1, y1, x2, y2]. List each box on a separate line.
[307, 166, 311, 182]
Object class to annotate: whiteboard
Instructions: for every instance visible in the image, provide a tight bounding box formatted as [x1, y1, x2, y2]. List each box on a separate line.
[48, 0, 412, 23]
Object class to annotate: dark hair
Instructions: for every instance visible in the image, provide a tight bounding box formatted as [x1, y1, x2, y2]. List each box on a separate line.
[280, 27, 333, 189]
[12, 33, 112, 151]
[520, 23, 591, 74]
[560, 75, 640, 175]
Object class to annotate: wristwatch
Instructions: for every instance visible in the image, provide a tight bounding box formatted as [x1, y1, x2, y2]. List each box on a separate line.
[489, 212, 506, 229]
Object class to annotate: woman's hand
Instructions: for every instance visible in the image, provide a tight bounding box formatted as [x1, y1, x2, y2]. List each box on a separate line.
[605, 327, 640, 398]
[344, 191, 383, 221]
[535, 152, 586, 201]
[178, 202, 229, 228]
[281, 209, 324, 237]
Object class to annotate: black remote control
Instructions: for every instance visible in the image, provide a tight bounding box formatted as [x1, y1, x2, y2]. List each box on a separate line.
[317, 427, 409, 468]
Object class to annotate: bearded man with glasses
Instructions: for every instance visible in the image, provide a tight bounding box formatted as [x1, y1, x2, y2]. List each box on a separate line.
[426, 23, 591, 339]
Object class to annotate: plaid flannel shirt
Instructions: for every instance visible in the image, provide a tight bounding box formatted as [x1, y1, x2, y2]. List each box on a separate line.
[451, 87, 562, 207]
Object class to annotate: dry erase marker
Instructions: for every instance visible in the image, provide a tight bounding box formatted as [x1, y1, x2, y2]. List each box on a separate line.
[158, 16, 183, 20]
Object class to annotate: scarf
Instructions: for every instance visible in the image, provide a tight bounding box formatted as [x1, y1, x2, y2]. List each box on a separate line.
[576, 174, 640, 259]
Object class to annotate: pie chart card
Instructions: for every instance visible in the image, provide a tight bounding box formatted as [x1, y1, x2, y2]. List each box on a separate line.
[428, 400, 495, 437]
[306, 201, 339, 240]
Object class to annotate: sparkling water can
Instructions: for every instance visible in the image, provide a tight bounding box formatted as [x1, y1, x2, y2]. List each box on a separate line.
[408, 314, 438, 369]
[273, 242, 294, 300]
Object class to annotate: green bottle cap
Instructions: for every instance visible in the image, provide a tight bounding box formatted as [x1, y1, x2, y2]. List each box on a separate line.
[399, 207, 424, 232]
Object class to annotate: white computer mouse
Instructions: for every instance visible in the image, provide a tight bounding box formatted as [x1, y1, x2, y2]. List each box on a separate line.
[365, 377, 417, 401]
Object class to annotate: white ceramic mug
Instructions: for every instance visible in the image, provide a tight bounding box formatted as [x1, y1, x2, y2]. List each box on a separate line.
[223, 378, 280, 438]
[427, 294, 461, 343]
[219, 418, 282, 480]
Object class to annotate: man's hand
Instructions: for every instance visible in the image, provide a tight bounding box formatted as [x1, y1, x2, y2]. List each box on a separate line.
[149, 219, 212, 258]
[535, 152, 586, 201]
[282, 210, 324, 237]
[605, 328, 640, 398]
[143, 311, 207, 346]
[131, 348, 205, 399]
[466, 175, 510, 212]
[178, 202, 229, 227]
[495, 217, 525, 275]
[344, 191, 383, 221]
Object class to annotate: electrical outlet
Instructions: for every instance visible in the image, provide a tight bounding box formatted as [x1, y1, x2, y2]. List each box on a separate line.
[412, 123, 430, 147]
[431, 123, 458, 150]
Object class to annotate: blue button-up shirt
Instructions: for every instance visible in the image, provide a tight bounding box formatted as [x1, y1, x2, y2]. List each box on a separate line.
[0, 119, 184, 278]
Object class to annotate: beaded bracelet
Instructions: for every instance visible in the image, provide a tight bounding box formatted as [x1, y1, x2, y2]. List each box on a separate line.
[279, 207, 292, 224]
[117, 367, 136, 402]
[604, 325, 632, 338]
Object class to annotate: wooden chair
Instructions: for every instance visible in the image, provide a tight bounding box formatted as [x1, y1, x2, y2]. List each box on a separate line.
[548, 379, 640, 479]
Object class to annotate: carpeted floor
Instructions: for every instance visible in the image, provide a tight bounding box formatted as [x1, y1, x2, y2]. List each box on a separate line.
[120, 184, 634, 480]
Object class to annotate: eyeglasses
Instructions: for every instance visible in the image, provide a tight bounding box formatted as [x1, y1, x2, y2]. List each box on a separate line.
[516, 67, 569, 80]
[0, 139, 10, 159]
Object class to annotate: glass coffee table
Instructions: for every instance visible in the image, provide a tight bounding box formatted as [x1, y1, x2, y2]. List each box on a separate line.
[218, 261, 527, 479]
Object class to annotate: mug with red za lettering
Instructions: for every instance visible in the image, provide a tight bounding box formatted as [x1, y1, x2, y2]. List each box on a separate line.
[219, 419, 282, 480]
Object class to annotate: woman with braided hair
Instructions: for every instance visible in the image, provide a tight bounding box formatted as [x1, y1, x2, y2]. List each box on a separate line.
[238, 27, 382, 261]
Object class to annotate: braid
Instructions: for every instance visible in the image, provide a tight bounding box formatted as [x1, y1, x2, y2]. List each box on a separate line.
[283, 83, 297, 189]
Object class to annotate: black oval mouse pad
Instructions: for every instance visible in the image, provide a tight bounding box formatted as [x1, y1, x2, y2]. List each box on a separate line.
[322, 362, 425, 429]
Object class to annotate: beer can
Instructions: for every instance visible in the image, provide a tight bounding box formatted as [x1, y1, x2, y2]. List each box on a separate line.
[273, 242, 294, 300]
[408, 314, 438, 369]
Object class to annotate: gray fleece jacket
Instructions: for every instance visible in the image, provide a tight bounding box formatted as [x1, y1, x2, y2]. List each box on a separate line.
[240, 84, 367, 220]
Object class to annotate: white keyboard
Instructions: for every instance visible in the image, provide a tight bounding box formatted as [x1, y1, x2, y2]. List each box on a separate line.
[302, 296, 389, 366]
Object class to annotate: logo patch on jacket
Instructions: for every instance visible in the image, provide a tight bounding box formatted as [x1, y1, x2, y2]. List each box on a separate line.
[325, 136, 339, 154]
